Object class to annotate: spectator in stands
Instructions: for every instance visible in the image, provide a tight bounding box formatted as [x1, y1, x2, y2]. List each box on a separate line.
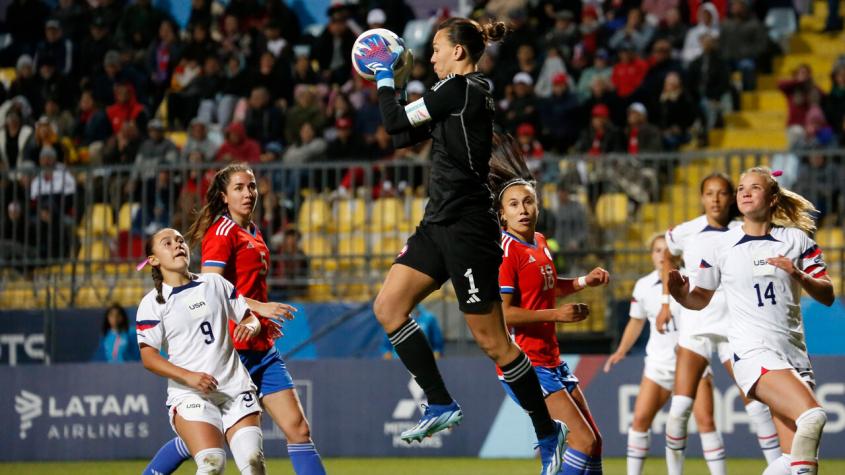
[33, 200, 71, 260]
[625, 102, 663, 153]
[91, 0, 123, 35]
[326, 91, 355, 125]
[168, 55, 224, 129]
[538, 72, 581, 153]
[117, 0, 168, 55]
[312, 7, 356, 85]
[636, 39, 683, 104]
[516, 123, 545, 177]
[687, 34, 732, 136]
[273, 227, 309, 298]
[681, 2, 720, 65]
[779, 64, 824, 128]
[244, 86, 284, 148]
[146, 18, 182, 107]
[285, 85, 324, 145]
[823, 64, 845, 138]
[0, 111, 33, 172]
[195, 52, 248, 127]
[103, 120, 143, 168]
[719, 0, 769, 91]
[609, 8, 654, 55]
[181, 118, 220, 162]
[8, 56, 41, 117]
[219, 13, 253, 62]
[327, 116, 365, 161]
[496, 7, 539, 67]
[42, 96, 73, 138]
[503, 72, 540, 133]
[576, 103, 623, 155]
[265, 0, 302, 46]
[106, 82, 148, 135]
[77, 15, 115, 84]
[135, 119, 178, 171]
[249, 50, 294, 107]
[35, 19, 73, 77]
[553, 183, 589, 270]
[182, 20, 219, 64]
[792, 107, 836, 151]
[1, 201, 31, 249]
[291, 46, 319, 86]
[649, 7, 687, 55]
[611, 42, 650, 99]
[543, 10, 580, 62]
[53, 0, 86, 43]
[34, 54, 72, 113]
[216, 121, 261, 163]
[582, 76, 626, 129]
[25, 116, 65, 164]
[93, 304, 141, 363]
[576, 49, 612, 102]
[258, 19, 289, 60]
[654, 72, 696, 150]
[354, 84, 383, 143]
[30, 146, 75, 213]
[72, 90, 112, 148]
[0, 0, 50, 65]
[579, 4, 603, 55]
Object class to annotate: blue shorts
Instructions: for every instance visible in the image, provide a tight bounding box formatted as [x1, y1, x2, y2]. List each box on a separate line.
[500, 361, 579, 404]
[238, 346, 295, 398]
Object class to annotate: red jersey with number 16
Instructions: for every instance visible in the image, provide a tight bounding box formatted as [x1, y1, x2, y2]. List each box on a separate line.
[498, 231, 560, 369]
[202, 215, 274, 351]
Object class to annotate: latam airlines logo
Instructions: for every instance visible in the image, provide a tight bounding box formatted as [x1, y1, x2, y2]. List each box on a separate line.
[14, 390, 150, 440]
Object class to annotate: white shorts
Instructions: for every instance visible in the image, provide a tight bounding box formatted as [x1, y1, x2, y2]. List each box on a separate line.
[732, 347, 816, 396]
[169, 391, 261, 434]
[643, 357, 714, 392]
[679, 333, 732, 364]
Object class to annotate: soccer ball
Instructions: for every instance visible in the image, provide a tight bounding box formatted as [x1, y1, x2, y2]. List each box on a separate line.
[351, 28, 407, 82]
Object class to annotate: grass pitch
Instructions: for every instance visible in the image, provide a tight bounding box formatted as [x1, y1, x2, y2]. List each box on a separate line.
[2, 458, 845, 474]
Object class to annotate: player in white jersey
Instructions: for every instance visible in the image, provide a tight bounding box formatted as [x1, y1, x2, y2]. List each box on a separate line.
[605, 235, 723, 475]
[136, 228, 269, 475]
[658, 173, 781, 474]
[669, 168, 834, 475]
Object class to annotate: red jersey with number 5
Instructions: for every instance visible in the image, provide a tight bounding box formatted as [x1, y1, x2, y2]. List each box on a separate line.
[498, 231, 560, 369]
[202, 215, 274, 351]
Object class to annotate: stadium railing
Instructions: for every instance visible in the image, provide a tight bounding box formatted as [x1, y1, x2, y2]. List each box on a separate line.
[0, 149, 842, 340]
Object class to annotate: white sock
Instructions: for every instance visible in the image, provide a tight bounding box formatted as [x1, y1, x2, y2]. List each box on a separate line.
[763, 453, 792, 475]
[665, 395, 693, 475]
[194, 447, 226, 475]
[746, 400, 782, 464]
[228, 426, 266, 475]
[627, 429, 650, 475]
[700, 431, 726, 475]
[790, 408, 827, 475]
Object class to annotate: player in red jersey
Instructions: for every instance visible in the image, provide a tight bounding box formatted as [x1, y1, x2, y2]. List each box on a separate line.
[490, 132, 609, 475]
[144, 163, 326, 475]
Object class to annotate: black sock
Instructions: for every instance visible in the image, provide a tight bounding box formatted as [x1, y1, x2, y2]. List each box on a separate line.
[388, 319, 452, 406]
[501, 351, 556, 439]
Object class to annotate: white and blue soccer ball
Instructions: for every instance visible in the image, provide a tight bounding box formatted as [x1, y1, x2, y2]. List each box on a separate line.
[351, 28, 407, 82]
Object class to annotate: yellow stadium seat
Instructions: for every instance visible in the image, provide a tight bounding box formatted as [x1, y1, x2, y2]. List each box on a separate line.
[374, 235, 404, 269]
[0, 67, 16, 88]
[77, 240, 111, 270]
[337, 234, 367, 270]
[371, 197, 405, 232]
[335, 198, 367, 233]
[78, 203, 117, 239]
[401, 197, 426, 232]
[301, 234, 335, 272]
[595, 193, 628, 228]
[166, 131, 188, 149]
[118, 203, 140, 232]
[297, 198, 333, 233]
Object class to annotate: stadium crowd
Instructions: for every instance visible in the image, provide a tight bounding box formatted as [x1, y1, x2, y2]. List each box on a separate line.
[0, 0, 842, 268]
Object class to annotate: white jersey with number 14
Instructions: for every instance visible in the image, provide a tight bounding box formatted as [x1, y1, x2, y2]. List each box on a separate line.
[696, 226, 827, 367]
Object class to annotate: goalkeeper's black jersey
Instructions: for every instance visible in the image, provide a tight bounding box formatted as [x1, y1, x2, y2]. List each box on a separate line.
[377, 72, 497, 224]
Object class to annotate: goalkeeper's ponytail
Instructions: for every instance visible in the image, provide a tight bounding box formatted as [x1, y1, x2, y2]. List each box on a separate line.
[437, 17, 509, 63]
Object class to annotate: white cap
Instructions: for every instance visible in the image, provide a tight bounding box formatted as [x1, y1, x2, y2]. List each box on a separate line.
[628, 102, 647, 116]
[406, 80, 425, 95]
[513, 72, 533, 86]
[367, 9, 386, 25]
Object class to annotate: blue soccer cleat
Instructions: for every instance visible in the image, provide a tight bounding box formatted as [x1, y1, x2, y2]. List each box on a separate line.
[537, 420, 568, 475]
[400, 401, 463, 443]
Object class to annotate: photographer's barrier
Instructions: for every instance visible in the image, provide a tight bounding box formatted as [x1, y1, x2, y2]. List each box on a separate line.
[1, 356, 843, 461]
